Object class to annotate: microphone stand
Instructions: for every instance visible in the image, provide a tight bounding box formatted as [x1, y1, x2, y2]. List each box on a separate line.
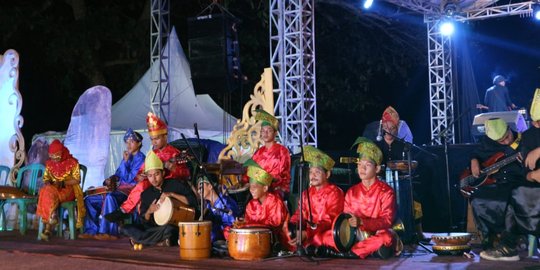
[429, 106, 474, 233]
[381, 130, 433, 253]
[180, 133, 229, 221]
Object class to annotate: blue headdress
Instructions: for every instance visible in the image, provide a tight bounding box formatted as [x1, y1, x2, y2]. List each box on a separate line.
[123, 128, 143, 143]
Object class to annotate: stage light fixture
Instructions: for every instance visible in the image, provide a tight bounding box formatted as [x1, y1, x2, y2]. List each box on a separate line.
[534, 3, 540, 20]
[440, 20, 455, 36]
[362, 0, 374, 9]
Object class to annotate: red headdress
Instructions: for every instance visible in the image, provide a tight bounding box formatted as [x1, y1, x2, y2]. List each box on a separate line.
[46, 139, 78, 177]
[146, 112, 168, 137]
[381, 106, 400, 127]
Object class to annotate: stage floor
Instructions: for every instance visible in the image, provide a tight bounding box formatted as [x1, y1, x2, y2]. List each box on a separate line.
[0, 231, 538, 270]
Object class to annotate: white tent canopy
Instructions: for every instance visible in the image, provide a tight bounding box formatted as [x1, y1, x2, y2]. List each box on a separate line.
[111, 27, 236, 140]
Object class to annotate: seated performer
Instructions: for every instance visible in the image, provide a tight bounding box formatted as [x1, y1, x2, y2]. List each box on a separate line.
[122, 151, 198, 248]
[288, 146, 344, 250]
[469, 118, 524, 250]
[238, 159, 294, 252]
[318, 137, 398, 259]
[37, 139, 85, 241]
[80, 129, 145, 240]
[106, 112, 190, 222]
[198, 175, 239, 242]
[481, 90, 540, 261]
[245, 109, 291, 199]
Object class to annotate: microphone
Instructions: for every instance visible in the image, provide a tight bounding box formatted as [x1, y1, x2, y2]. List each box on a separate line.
[340, 157, 358, 164]
[194, 123, 199, 138]
[376, 120, 383, 141]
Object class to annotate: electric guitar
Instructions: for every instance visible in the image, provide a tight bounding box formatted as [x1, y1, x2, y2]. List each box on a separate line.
[459, 152, 520, 197]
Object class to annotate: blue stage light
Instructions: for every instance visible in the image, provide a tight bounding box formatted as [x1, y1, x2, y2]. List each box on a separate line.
[534, 3, 540, 20]
[362, 0, 374, 9]
[440, 21, 455, 36]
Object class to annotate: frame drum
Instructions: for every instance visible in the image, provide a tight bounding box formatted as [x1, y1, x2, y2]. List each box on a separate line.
[228, 227, 271, 260]
[178, 221, 212, 260]
[332, 213, 358, 252]
[154, 197, 195, 226]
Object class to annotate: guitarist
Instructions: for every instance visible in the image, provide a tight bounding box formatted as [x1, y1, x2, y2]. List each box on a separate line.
[469, 118, 524, 251]
[481, 89, 540, 262]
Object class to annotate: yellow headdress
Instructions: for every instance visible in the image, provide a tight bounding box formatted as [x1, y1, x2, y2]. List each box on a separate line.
[530, 88, 540, 121]
[144, 150, 163, 173]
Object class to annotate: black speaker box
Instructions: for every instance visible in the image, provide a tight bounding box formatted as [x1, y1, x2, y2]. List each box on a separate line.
[188, 14, 241, 94]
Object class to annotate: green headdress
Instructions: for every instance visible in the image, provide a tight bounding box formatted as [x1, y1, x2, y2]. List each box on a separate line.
[484, 118, 508, 141]
[351, 137, 383, 165]
[244, 159, 273, 186]
[303, 145, 335, 171]
[255, 109, 279, 131]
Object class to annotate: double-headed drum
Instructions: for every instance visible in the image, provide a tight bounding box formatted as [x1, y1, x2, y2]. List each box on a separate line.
[154, 197, 195, 226]
[178, 221, 212, 260]
[228, 227, 272, 260]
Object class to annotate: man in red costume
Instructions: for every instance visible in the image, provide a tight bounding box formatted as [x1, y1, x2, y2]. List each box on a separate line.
[238, 159, 294, 252]
[248, 109, 291, 199]
[37, 140, 85, 241]
[288, 146, 344, 250]
[106, 112, 190, 222]
[319, 137, 399, 259]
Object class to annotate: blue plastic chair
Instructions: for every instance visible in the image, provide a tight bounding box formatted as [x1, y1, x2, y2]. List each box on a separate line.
[38, 164, 87, 240]
[0, 165, 10, 185]
[2, 164, 45, 235]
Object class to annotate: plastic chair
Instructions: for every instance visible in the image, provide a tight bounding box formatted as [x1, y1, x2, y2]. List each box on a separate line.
[2, 164, 45, 235]
[38, 164, 87, 240]
[0, 165, 10, 185]
[528, 235, 538, 257]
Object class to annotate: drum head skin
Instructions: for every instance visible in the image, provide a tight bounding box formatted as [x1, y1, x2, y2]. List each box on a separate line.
[154, 197, 173, 226]
[333, 213, 357, 253]
[230, 227, 271, 234]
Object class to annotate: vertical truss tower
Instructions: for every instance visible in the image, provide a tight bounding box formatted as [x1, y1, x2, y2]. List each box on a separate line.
[426, 19, 454, 144]
[150, 0, 170, 123]
[270, 0, 317, 152]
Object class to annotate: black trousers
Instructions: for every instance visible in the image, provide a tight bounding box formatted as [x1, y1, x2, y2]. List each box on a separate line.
[123, 223, 179, 246]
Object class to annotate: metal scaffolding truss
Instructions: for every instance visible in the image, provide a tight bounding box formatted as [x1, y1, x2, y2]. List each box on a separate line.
[427, 20, 454, 145]
[150, 0, 170, 124]
[270, 0, 317, 152]
[387, 0, 535, 144]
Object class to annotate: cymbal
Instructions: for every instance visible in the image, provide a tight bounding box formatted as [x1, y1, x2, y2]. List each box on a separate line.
[386, 160, 418, 172]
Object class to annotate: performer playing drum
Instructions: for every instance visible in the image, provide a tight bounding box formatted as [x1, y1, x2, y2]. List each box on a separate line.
[122, 151, 198, 249]
[317, 137, 400, 259]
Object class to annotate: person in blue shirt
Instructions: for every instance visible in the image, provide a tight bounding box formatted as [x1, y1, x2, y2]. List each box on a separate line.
[198, 175, 239, 242]
[80, 128, 146, 240]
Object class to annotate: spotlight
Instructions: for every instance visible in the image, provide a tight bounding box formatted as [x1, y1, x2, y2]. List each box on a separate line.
[534, 4, 540, 20]
[362, 0, 374, 9]
[440, 20, 455, 36]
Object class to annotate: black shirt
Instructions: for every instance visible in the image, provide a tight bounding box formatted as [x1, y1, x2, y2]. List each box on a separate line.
[140, 179, 198, 225]
[520, 126, 540, 187]
[376, 139, 406, 163]
[471, 131, 524, 184]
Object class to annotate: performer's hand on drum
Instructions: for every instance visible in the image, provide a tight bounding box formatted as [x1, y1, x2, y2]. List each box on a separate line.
[288, 230, 307, 246]
[148, 199, 160, 213]
[233, 217, 245, 228]
[470, 159, 481, 178]
[348, 214, 360, 228]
